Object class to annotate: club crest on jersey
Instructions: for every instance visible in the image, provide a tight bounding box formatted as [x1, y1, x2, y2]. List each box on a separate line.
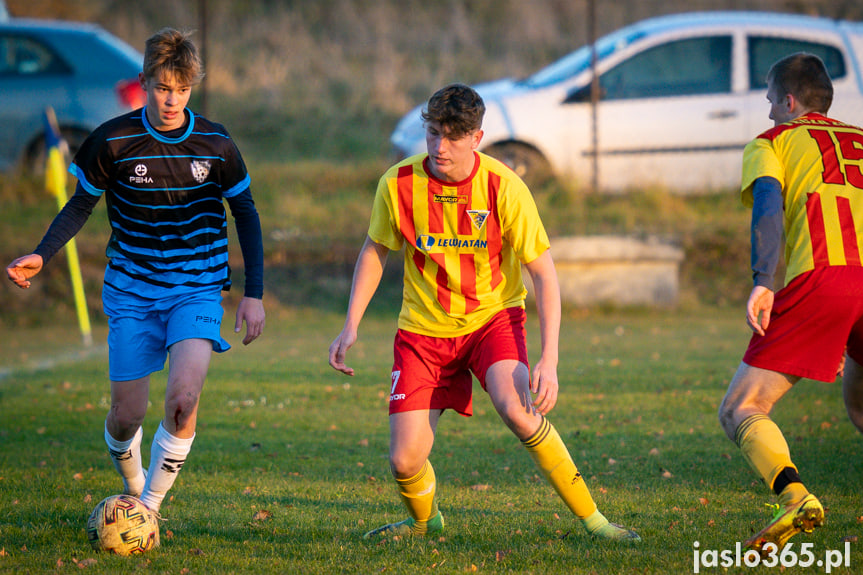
[467, 210, 490, 232]
[190, 160, 212, 183]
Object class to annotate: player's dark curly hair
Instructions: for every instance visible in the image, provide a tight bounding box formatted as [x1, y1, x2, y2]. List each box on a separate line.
[421, 83, 485, 137]
[768, 52, 833, 113]
[143, 27, 205, 86]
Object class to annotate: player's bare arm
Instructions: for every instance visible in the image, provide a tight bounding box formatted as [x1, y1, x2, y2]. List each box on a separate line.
[6, 254, 44, 289]
[235, 296, 265, 345]
[329, 236, 389, 375]
[525, 250, 561, 415]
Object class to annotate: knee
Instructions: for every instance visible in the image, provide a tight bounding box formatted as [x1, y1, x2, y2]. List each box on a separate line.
[164, 388, 201, 428]
[845, 389, 863, 415]
[717, 397, 737, 440]
[843, 371, 863, 432]
[109, 402, 146, 433]
[718, 394, 774, 442]
[498, 403, 540, 441]
[844, 400, 863, 433]
[718, 393, 758, 442]
[388, 449, 425, 479]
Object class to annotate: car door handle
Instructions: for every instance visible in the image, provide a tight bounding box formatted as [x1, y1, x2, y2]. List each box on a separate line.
[708, 110, 738, 120]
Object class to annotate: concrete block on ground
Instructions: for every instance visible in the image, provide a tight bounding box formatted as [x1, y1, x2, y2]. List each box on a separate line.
[525, 235, 684, 307]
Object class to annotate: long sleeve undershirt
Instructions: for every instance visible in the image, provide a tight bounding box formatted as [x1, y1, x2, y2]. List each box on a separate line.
[33, 184, 98, 263]
[226, 189, 264, 299]
[33, 183, 264, 299]
[750, 176, 784, 291]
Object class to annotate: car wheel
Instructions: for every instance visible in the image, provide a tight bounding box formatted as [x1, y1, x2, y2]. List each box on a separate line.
[482, 142, 554, 189]
[24, 128, 90, 175]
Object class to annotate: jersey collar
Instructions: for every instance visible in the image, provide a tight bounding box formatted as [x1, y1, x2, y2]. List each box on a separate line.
[140, 107, 196, 143]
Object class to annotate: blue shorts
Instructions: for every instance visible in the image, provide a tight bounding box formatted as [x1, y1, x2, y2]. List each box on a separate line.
[103, 285, 230, 382]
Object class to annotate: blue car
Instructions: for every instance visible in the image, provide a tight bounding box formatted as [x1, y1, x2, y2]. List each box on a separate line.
[0, 18, 145, 172]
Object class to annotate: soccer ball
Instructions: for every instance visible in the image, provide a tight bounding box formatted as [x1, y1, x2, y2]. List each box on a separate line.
[86, 494, 159, 555]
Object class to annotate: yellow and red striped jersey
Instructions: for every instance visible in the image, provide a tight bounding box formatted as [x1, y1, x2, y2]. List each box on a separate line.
[369, 152, 550, 337]
[742, 113, 863, 285]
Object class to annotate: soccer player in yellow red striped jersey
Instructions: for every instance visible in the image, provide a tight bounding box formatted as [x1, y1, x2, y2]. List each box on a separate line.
[719, 52, 863, 553]
[7, 29, 265, 521]
[329, 83, 639, 542]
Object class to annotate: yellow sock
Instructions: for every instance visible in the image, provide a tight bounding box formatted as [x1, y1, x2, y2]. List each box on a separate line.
[778, 483, 810, 508]
[395, 460, 438, 529]
[522, 417, 597, 519]
[735, 414, 808, 506]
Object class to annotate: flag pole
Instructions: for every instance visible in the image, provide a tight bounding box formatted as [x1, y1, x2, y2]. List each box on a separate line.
[44, 108, 92, 347]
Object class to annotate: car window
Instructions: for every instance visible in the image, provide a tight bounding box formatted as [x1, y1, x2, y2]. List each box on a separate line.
[599, 36, 732, 100]
[523, 29, 647, 89]
[748, 36, 846, 89]
[0, 34, 70, 76]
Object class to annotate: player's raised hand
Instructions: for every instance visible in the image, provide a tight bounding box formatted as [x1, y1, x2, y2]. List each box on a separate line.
[6, 254, 44, 289]
[329, 328, 357, 376]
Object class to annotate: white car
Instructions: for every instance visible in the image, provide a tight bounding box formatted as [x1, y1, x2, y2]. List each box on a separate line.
[390, 11, 863, 193]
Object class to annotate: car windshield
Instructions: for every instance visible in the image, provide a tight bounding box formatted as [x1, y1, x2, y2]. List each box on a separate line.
[521, 28, 647, 89]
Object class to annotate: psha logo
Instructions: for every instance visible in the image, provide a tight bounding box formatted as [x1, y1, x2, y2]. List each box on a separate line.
[195, 315, 221, 325]
[130, 163, 153, 184]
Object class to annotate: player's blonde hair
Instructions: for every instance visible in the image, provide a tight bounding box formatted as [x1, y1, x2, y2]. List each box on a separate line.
[143, 27, 204, 86]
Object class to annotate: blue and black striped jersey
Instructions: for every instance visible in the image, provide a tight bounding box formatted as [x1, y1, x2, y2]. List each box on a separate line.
[69, 107, 252, 300]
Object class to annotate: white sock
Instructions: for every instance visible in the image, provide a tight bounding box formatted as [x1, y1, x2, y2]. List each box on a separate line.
[105, 424, 146, 498]
[140, 422, 195, 512]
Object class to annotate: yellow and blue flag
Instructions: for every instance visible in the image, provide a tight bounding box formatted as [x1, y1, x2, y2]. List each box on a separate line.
[43, 109, 68, 201]
[43, 107, 92, 346]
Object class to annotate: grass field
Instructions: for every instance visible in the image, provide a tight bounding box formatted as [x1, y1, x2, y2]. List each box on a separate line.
[0, 147, 850, 574]
[2, 302, 862, 574]
[2, 2, 861, 571]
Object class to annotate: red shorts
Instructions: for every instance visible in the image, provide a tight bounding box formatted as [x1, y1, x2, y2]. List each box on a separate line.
[388, 307, 529, 416]
[743, 266, 863, 382]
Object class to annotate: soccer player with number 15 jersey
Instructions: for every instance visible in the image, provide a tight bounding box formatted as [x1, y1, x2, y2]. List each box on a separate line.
[329, 83, 639, 542]
[719, 52, 863, 553]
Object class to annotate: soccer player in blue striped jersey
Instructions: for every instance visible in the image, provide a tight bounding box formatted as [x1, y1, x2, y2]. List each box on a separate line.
[6, 28, 265, 518]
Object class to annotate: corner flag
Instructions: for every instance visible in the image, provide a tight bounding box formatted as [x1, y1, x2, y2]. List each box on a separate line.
[44, 108, 92, 347]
